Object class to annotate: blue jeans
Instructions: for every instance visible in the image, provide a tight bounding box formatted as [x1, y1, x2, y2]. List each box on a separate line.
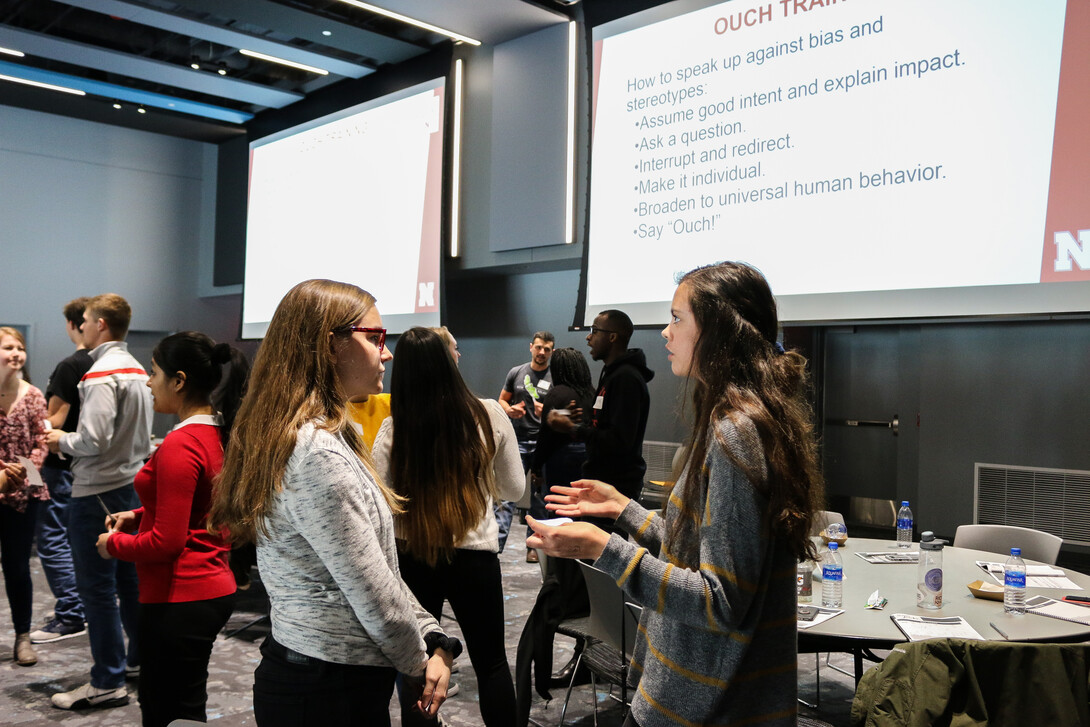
[494, 443, 535, 552]
[37, 467, 84, 623]
[69, 486, 141, 690]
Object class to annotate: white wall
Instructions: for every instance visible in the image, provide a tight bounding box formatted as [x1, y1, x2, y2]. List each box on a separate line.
[0, 105, 239, 385]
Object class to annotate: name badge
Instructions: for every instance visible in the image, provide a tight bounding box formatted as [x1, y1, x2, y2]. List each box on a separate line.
[537, 380, 551, 392]
[593, 395, 604, 410]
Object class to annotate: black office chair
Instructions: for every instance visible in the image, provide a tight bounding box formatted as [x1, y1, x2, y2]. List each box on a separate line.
[557, 561, 643, 726]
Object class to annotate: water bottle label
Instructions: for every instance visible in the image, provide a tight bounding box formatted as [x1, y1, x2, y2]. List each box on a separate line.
[1005, 571, 1026, 588]
[897, 518, 912, 529]
[822, 565, 843, 582]
[924, 568, 942, 592]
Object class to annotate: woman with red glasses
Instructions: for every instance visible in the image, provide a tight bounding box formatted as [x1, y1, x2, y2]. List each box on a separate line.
[209, 280, 457, 727]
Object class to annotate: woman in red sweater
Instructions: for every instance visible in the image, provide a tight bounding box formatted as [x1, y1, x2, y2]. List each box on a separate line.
[96, 331, 249, 727]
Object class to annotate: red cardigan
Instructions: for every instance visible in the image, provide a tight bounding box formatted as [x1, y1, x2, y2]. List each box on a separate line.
[107, 420, 235, 603]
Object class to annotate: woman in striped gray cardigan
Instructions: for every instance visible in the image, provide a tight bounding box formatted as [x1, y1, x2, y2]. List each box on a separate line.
[528, 261, 823, 727]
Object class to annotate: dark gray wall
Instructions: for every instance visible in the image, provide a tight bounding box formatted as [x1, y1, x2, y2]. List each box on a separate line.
[819, 319, 1090, 539]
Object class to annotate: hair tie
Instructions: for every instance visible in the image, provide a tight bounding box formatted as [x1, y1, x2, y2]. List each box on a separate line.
[774, 341, 786, 355]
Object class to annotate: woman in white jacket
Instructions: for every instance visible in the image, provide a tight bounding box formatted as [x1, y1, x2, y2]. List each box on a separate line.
[373, 326, 523, 726]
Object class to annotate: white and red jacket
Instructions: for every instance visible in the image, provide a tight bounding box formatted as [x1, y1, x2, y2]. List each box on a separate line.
[60, 340, 153, 497]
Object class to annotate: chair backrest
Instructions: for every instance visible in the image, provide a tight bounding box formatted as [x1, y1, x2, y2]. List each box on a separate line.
[577, 560, 641, 658]
[953, 524, 1063, 564]
[811, 510, 846, 537]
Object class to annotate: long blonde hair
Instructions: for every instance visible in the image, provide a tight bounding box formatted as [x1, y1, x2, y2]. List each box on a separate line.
[208, 279, 402, 544]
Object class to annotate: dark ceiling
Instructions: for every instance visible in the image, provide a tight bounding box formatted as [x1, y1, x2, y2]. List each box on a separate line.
[0, 0, 570, 141]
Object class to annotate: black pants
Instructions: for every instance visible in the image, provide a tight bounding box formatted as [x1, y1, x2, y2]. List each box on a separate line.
[398, 547, 517, 727]
[0, 499, 41, 633]
[138, 593, 234, 727]
[254, 636, 397, 727]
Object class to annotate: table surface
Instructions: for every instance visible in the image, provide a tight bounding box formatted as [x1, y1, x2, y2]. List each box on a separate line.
[798, 537, 1090, 647]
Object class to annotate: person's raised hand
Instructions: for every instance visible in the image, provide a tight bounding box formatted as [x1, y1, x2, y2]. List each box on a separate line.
[545, 479, 628, 520]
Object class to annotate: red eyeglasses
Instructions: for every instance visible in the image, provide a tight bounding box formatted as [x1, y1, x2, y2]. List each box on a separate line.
[347, 326, 386, 350]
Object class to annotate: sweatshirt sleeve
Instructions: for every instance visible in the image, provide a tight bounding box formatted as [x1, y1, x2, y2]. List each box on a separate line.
[59, 377, 117, 458]
[486, 399, 527, 502]
[593, 429, 771, 635]
[372, 417, 393, 487]
[107, 432, 201, 563]
[287, 446, 441, 675]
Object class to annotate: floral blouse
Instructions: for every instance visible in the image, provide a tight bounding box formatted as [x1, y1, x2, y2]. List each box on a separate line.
[0, 385, 49, 512]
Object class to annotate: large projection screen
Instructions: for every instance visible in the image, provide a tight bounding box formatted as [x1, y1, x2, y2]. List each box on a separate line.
[242, 78, 445, 338]
[584, 0, 1090, 326]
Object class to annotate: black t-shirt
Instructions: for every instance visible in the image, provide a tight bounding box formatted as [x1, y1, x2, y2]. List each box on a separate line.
[43, 349, 93, 470]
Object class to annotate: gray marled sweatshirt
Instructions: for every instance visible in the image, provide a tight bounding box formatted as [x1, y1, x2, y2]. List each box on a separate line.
[593, 415, 798, 727]
[256, 422, 442, 673]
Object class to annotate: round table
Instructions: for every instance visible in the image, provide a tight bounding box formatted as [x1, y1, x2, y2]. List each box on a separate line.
[797, 537, 1090, 679]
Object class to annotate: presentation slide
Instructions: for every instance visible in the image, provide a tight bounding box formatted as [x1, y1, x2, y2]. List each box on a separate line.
[242, 78, 445, 338]
[585, 0, 1090, 325]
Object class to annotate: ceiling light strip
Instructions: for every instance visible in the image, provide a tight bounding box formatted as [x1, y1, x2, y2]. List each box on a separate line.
[0, 60, 252, 123]
[564, 21, 577, 245]
[0, 72, 84, 95]
[450, 59, 464, 258]
[239, 49, 329, 76]
[56, 0, 374, 78]
[337, 1, 481, 46]
[0, 45, 25, 57]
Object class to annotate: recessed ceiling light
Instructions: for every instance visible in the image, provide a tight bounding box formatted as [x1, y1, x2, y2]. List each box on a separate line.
[137, 106, 147, 114]
[217, 68, 227, 75]
[190, 62, 200, 70]
[322, 30, 332, 37]
[112, 102, 122, 109]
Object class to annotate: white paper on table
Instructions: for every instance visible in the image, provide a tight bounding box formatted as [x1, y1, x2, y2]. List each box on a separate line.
[890, 613, 985, 642]
[855, 551, 920, 564]
[15, 456, 44, 489]
[976, 561, 1081, 590]
[796, 606, 844, 630]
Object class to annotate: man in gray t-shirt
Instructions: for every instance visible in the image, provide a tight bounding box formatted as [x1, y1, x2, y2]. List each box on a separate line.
[496, 331, 553, 556]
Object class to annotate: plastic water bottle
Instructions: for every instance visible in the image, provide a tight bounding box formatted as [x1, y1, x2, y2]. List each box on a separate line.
[896, 501, 913, 548]
[822, 542, 843, 608]
[1004, 547, 1026, 615]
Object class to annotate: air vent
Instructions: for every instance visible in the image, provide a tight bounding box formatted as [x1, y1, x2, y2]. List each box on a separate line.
[642, 440, 682, 484]
[975, 463, 1090, 546]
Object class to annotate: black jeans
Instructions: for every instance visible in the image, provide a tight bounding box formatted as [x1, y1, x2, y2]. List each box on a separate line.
[0, 499, 42, 633]
[254, 636, 397, 727]
[398, 547, 516, 727]
[138, 593, 234, 727]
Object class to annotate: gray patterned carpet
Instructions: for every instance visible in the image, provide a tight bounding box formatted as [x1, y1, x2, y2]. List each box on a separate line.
[0, 521, 855, 726]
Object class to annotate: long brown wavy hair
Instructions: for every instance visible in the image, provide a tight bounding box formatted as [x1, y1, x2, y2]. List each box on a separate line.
[668, 262, 823, 565]
[387, 327, 497, 567]
[208, 279, 402, 544]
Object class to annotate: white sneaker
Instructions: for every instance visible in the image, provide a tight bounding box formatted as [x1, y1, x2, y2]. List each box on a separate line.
[51, 684, 129, 710]
[29, 618, 86, 643]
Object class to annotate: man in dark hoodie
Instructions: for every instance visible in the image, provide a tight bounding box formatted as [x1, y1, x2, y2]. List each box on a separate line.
[549, 309, 654, 501]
